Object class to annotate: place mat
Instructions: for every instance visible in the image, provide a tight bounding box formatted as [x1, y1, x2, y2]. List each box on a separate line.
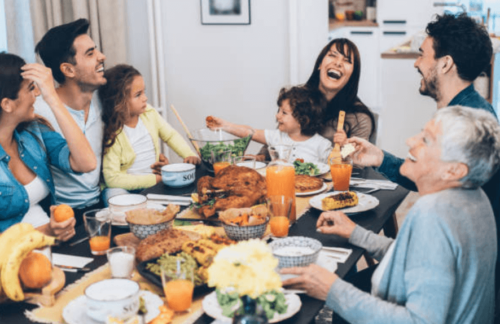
[24, 263, 208, 324]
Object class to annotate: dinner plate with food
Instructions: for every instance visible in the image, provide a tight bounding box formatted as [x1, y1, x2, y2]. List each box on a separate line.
[293, 159, 329, 177]
[309, 191, 379, 214]
[202, 290, 301, 323]
[294, 175, 328, 196]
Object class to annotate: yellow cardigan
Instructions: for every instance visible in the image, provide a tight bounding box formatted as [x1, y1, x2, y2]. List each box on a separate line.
[102, 105, 196, 190]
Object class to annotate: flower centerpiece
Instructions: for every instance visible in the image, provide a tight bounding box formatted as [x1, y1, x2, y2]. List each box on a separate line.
[207, 239, 288, 320]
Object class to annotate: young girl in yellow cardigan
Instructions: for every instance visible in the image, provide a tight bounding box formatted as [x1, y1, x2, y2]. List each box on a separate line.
[99, 64, 199, 204]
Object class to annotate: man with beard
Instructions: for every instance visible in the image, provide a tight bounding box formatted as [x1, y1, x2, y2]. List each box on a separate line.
[33, 19, 106, 226]
[414, 13, 495, 115]
[345, 12, 500, 308]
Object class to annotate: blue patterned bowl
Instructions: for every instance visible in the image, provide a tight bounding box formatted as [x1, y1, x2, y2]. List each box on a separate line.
[222, 218, 269, 241]
[269, 236, 322, 268]
[125, 208, 174, 240]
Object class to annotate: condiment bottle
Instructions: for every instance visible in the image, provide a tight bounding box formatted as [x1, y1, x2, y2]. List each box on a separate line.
[266, 145, 296, 223]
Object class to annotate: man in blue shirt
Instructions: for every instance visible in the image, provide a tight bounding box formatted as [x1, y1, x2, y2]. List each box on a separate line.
[34, 19, 106, 226]
[347, 12, 500, 305]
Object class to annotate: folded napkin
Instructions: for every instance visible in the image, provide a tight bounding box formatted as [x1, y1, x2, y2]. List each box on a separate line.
[52, 253, 93, 268]
[350, 178, 398, 190]
[320, 247, 352, 263]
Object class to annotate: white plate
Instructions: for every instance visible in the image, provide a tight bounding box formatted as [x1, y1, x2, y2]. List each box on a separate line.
[62, 290, 163, 324]
[202, 291, 301, 323]
[309, 191, 379, 214]
[235, 161, 267, 170]
[295, 183, 328, 197]
[294, 162, 329, 177]
[110, 202, 166, 227]
[314, 162, 330, 177]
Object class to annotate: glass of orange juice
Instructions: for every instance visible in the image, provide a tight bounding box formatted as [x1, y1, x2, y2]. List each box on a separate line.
[211, 150, 232, 174]
[266, 195, 293, 237]
[83, 209, 112, 256]
[161, 259, 195, 313]
[329, 156, 353, 192]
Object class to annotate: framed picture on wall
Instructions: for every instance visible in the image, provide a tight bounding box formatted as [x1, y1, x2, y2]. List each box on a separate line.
[200, 0, 251, 25]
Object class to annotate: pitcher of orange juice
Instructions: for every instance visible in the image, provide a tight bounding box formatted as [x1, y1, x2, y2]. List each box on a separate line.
[266, 145, 296, 223]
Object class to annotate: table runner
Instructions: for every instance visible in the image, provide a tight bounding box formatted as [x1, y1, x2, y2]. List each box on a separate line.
[25, 264, 206, 324]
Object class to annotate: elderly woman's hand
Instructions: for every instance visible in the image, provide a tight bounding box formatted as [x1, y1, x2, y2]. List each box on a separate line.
[345, 137, 384, 168]
[20, 63, 58, 104]
[316, 211, 356, 238]
[49, 206, 76, 242]
[281, 264, 338, 301]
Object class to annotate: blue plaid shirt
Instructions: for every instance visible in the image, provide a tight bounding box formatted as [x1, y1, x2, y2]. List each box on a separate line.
[0, 123, 73, 232]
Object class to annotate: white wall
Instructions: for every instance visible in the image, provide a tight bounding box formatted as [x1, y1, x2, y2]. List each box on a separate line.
[155, 0, 327, 162]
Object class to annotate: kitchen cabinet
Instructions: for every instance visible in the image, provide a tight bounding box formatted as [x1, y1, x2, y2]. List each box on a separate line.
[378, 55, 436, 157]
[329, 27, 381, 113]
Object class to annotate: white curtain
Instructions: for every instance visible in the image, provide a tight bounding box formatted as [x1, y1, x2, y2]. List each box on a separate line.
[5, 0, 127, 67]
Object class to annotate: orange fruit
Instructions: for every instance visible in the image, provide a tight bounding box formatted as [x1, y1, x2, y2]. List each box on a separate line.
[19, 252, 52, 289]
[53, 204, 74, 222]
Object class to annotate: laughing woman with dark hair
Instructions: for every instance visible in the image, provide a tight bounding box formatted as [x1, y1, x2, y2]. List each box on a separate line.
[257, 38, 375, 159]
[0, 53, 96, 240]
[306, 38, 375, 141]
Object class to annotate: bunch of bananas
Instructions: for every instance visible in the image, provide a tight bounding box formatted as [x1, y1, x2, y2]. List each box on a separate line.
[0, 223, 56, 301]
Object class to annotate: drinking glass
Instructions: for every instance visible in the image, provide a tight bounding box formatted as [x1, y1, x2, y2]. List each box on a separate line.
[329, 156, 353, 192]
[161, 258, 195, 313]
[107, 246, 135, 278]
[233, 155, 256, 169]
[211, 150, 232, 174]
[266, 195, 293, 237]
[83, 209, 112, 256]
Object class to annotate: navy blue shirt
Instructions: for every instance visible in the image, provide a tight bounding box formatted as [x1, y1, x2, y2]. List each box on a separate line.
[0, 123, 73, 232]
[377, 84, 500, 291]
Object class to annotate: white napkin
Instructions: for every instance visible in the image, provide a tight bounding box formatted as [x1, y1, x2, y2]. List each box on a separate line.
[52, 253, 93, 268]
[320, 247, 352, 263]
[350, 178, 398, 190]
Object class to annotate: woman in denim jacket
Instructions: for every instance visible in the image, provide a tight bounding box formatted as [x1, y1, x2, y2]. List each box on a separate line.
[0, 53, 96, 241]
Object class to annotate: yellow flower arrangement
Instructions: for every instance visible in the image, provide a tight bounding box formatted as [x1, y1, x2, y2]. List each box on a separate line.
[207, 239, 282, 298]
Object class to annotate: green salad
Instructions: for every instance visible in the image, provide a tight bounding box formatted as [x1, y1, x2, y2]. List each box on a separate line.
[215, 289, 288, 319]
[199, 135, 252, 161]
[293, 160, 320, 176]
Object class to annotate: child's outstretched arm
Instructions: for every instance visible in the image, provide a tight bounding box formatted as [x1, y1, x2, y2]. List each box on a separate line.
[206, 116, 266, 144]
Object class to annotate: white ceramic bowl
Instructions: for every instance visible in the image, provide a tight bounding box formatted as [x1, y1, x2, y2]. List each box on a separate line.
[269, 236, 322, 269]
[161, 163, 196, 187]
[108, 194, 147, 224]
[84, 279, 140, 322]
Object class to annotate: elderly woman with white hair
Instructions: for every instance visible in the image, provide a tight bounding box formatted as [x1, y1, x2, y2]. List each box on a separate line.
[282, 106, 500, 323]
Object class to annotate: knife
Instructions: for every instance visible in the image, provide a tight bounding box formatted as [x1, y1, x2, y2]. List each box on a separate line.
[56, 265, 91, 272]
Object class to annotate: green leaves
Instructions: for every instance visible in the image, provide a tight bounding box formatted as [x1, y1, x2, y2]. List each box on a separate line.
[216, 289, 241, 317]
[293, 160, 320, 176]
[216, 289, 288, 320]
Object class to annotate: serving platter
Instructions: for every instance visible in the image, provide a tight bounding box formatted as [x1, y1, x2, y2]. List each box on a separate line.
[309, 191, 379, 214]
[136, 257, 211, 294]
[202, 291, 301, 323]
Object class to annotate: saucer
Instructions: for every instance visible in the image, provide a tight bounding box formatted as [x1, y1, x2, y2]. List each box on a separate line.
[62, 290, 163, 324]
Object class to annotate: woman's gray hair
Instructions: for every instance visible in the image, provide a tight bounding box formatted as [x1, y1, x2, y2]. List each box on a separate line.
[434, 105, 500, 188]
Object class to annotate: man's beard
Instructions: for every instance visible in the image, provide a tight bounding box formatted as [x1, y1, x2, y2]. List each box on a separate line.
[418, 68, 440, 101]
[77, 78, 106, 93]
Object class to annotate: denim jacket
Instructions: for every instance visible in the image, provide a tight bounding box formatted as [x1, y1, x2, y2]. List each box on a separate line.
[0, 122, 73, 232]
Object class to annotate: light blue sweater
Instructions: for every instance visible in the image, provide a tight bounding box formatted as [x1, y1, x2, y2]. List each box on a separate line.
[326, 187, 496, 323]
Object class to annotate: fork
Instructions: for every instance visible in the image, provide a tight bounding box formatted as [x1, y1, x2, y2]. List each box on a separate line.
[364, 188, 380, 194]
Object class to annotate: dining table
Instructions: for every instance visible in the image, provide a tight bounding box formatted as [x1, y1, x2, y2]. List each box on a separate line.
[0, 165, 408, 324]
